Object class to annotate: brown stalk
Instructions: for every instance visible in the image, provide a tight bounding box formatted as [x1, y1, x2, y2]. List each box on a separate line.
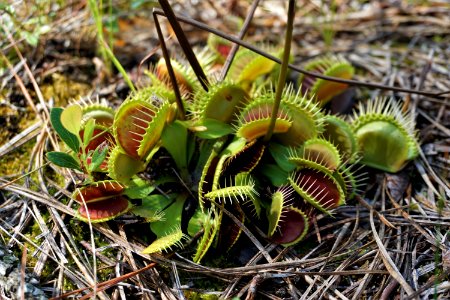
[153, 8, 449, 99]
[157, 0, 209, 91]
[49, 262, 157, 300]
[219, 0, 261, 81]
[20, 244, 27, 300]
[153, 11, 186, 120]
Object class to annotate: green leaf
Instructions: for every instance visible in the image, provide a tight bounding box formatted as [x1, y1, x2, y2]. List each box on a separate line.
[187, 208, 208, 237]
[21, 31, 39, 47]
[61, 104, 83, 135]
[268, 143, 296, 172]
[131, 0, 156, 9]
[83, 119, 96, 147]
[259, 164, 289, 187]
[131, 194, 168, 219]
[124, 177, 156, 199]
[161, 121, 188, 171]
[195, 118, 234, 139]
[50, 108, 80, 152]
[46, 151, 81, 171]
[148, 193, 186, 239]
[88, 143, 108, 172]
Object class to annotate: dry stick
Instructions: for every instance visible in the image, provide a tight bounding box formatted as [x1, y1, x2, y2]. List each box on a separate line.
[20, 244, 27, 300]
[369, 210, 416, 296]
[118, 225, 151, 300]
[219, 0, 261, 81]
[97, 220, 389, 278]
[418, 108, 450, 137]
[0, 121, 42, 157]
[0, 53, 40, 120]
[264, 0, 295, 143]
[301, 224, 350, 299]
[404, 272, 447, 300]
[0, 218, 85, 284]
[153, 11, 185, 120]
[352, 252, 382, 300]
[385, 187, 445, 251]
[153, 9, 448, 99]
[355, 195, 396, 229]
[316, 223, 352, 299]
[50, 262, 157, 300]
[157, 0, 209, 91]
[221, 244, 277, 299]
[115, 252, 127, 300]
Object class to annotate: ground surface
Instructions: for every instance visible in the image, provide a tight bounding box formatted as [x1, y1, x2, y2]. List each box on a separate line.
[0, 1, 449, 299]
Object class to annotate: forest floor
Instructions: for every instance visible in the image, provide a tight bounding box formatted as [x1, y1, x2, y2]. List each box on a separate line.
[0, 0, 449, 299]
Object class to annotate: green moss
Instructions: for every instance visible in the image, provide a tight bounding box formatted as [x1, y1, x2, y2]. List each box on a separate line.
[183, 291, 220, 300]
[0, 142, 33, 177]
[40, 73, 92, 107]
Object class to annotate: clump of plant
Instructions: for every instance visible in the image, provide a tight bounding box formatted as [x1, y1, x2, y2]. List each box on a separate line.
[47, 100, 133, 222]
[46, 0, 420, 262]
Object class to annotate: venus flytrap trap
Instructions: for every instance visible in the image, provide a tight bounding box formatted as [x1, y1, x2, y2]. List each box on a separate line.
[350, 97, 419, 173]
[298, 55, 354, 106]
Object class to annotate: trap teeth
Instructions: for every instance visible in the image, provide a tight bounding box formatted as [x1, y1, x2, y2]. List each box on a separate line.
[73, 180, 130, 223]
[155, 57, 197, 95]
[72, 180, 125, 204]
[207, 33, 233, 63]
[227, 47, 281, 92]
[79, 125, 114, 172]
[77, 196, 131, 223]
[269, 206, 310, 246]
[113, 92, 170, 160]
[289, 167, 345, 215]
[289, 138, 342, 172]
[276, 86, 325, 146]
[236, 97, 292, 141]
[81, 104, 115, 127]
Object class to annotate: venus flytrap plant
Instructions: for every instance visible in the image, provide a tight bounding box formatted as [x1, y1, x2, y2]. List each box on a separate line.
[46, 0, 424, 264]
[46, 102, 136, 222]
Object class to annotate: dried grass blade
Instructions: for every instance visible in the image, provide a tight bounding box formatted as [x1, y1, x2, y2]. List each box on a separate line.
[369, 210, 415, 296]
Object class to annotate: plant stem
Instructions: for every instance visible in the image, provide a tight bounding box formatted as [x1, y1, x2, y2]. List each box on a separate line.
[157, 0, 209, 91]
[263, 0, 295, 143]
